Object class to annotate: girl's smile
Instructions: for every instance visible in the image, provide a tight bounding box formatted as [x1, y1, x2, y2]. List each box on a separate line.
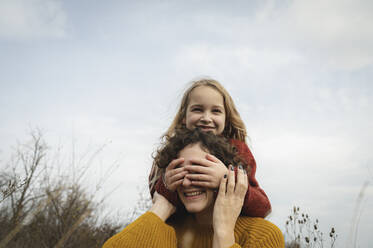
[196, 125, 215, 132]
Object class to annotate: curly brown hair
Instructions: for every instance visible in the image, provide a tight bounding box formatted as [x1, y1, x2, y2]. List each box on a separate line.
[153, 128, 246, 172]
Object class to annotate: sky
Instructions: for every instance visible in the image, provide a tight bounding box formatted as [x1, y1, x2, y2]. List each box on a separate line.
[0, 0, 372, 246]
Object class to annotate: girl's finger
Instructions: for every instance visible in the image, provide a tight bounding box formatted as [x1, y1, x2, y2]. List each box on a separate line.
[184, 165, 210, 174]
[185, 173, 211, 181]
[189, 158, 215, 167]
[205, 153, 222, 163]
[167, 167, 185, 177]
[227, 165, 235, 195]
[217, 173, 227, 197]
[167, 157, 185, 170]
[169, 178, 184, 189]
[169, 171, 188, 182]
[190, 181, 215, 188]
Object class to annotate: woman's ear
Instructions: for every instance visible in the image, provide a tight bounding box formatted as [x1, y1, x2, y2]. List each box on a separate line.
[182, 117, 186, 124]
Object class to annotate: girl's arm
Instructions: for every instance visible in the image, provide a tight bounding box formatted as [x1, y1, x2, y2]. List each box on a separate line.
[231, 139, 272, 218]
[149, 158, 186, 207]
[103, 193, 177, 248]
[153, 158, 186, 207]
[154, 177, 180, 206]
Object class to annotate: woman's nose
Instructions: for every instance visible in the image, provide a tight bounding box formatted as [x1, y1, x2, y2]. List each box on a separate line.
[182, 177, 192, 187]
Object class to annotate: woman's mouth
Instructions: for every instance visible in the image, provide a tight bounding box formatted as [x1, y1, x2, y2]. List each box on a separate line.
[184, 190, 205, 200]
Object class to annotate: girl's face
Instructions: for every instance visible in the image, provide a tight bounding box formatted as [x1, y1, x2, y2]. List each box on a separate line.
[183, 86, 226, 135]
[176, 143, 215, 214]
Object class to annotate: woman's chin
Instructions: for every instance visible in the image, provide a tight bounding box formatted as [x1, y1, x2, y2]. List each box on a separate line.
[185, 204, 204, 213]
[183, 200, 211, 213]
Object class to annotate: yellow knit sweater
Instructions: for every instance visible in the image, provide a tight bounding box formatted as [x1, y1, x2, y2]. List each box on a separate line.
[103, 212, 284, 248]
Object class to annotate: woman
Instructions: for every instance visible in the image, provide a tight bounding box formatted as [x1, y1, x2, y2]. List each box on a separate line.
[103, 129, 284, 247]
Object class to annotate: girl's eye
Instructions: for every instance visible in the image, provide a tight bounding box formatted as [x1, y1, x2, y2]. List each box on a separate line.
[191, 108, 202, 112]
[213, 109, 222, 113]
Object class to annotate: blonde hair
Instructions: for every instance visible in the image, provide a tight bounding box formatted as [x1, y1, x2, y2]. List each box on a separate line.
[149, 78, 247, 194]
[166, 78, 247, 141]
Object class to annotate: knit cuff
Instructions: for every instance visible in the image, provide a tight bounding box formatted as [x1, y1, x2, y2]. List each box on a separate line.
[155, 176, 180, 207]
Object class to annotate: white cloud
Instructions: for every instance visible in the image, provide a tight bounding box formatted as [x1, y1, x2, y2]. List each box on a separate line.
[283, 0, 373, 70]
[173, 43, 305, 86]
[186, 0, 373, 71]
[253, 126, 373, 246]
[0, 0, 67, 40]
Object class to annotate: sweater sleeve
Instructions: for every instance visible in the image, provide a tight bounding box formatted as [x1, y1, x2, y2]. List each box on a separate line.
[102, 211, 177, 248]
[230, 139, 272, 218]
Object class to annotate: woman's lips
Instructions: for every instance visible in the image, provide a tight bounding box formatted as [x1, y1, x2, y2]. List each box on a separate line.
[183, 191, 205, 200]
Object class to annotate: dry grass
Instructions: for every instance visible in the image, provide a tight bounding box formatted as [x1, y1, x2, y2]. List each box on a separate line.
[0, 130, 123, 248]
[284, 206, 337, 248]
[3, 130, 368, 247]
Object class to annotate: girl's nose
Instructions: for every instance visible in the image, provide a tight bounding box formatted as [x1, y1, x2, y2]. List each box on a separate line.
[200, 112, 212, 123]
[182, 177, 192, 187]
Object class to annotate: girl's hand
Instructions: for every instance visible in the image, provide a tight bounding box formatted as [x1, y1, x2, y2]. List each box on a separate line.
[212, 165, 248, 247]
[184, 154, 228, 189]
[164, 158, 188, 191]
[150, 192, 176, 222]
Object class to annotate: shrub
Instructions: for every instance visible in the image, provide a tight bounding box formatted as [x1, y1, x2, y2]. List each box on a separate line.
[0, 130, 123, 248]
[285, 206, 337, 248]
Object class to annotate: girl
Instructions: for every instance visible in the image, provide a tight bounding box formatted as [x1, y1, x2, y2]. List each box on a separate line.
[103, 129, 284, 248]
[149, 78, 271, 218]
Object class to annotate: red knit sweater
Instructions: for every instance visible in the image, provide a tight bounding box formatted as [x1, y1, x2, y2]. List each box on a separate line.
[153, 139, 271, 218]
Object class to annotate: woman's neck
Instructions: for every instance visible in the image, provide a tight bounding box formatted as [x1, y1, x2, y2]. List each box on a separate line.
[194, 207, 213, 226]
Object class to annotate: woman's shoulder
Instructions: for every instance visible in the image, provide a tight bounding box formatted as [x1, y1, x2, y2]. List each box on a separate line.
[234, 216, 284, 244]
[235, 216, 280, 231]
